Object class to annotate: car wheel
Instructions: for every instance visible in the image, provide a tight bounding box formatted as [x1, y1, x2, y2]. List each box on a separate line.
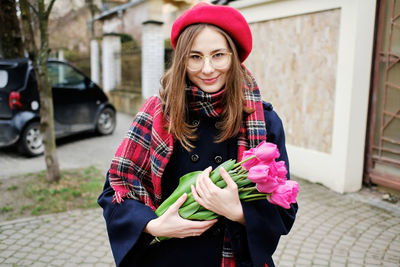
[18, 121, 44, 157]
[96, 107, 116, 135]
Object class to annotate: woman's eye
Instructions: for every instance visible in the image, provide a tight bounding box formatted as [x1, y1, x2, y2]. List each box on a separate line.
[189, 54, 202, 60]
[213, 53, 224, 58]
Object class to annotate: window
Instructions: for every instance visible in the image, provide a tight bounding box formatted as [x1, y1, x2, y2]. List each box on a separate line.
[0, 70, 8, 88]
[47, 63, 85, 89]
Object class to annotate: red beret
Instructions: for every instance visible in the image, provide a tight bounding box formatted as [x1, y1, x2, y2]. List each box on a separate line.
[171, 3, 252, 62]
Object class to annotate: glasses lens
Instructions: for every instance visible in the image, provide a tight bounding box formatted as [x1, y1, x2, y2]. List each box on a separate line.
[187, 54, 203, 71]
[211, 52, 230, 69]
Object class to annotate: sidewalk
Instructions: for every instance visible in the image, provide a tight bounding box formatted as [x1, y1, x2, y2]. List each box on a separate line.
[0, 178, 399, 266]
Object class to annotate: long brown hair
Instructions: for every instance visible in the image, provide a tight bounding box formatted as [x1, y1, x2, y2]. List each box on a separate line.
[160, 24, 253, 151]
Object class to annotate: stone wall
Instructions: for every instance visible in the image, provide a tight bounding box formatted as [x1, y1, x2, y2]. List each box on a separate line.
[246, 9, 340, 153]
[102, 2, 148, 41]
[49, 7, 93, 54]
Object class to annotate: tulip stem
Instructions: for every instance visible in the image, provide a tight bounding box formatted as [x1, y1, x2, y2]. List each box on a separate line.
[243, 197, 268, 202]
[239, 186, 257, 192]
[241, 193, 268, 200]
[233, 155, 256, 168]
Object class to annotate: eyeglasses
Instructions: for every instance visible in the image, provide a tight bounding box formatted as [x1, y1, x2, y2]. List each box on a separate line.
[187, 51, 232, 71]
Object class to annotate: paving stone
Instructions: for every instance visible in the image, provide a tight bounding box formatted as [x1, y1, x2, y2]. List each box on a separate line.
[84, 256, 99, 263]
[4, 257, 18, 264]
[38, 256, 52, 263]
[348, 256, 364, 265]
[381, 262, 400, 267]
[69, 255, 85, 264]
[1, 238, 16, 245]
[31, 262, 47, 267]
[12, 251, 28, 259]
[51, 259, 66, 266]
[330, 255, 347, 264]
[95, 263, 113, 267]
[0, 250, 14, 258]
[17, 259, 35, 265]
[1, 179, 399, 267]
[295, 258, 312, 265]
[330, 262, 347, 267]
[297, 252, 313, 260]
[365, 257, 382, 265]
[92, 250, 107, 258]
[26, 253, 41, 261]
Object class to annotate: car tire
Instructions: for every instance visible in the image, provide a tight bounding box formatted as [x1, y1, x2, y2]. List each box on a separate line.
[18, 121, 44, 157]
[96, 107, 116, 135]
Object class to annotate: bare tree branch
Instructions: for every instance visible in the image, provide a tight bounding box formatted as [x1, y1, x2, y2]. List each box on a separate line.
[20, 0, 38, 57]
[45, 0, 57, 19]
[28, 2, 39, 16]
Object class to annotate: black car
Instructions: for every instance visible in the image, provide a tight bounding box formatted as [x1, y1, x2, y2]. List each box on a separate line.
[0, 58, 116, 156]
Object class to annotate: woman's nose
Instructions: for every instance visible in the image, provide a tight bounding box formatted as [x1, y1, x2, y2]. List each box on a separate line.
[202, 57, 215, 74]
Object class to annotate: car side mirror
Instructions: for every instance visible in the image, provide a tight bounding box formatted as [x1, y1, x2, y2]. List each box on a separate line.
[85, 78, 95, 89]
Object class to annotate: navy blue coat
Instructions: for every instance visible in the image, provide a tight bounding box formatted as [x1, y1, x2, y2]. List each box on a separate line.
[98, 102, 298, 267]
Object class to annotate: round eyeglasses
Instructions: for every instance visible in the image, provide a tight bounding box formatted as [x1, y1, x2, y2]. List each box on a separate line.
[187, 51, 232, 71]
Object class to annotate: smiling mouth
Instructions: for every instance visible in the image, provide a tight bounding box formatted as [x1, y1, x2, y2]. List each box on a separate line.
[202, 76, 219, 84]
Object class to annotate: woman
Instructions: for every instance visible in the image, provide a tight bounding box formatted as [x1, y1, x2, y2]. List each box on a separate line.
[98, 3, 298, 267]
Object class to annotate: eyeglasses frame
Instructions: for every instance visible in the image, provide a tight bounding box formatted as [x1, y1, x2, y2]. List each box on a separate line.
[186, 51, 232, 71]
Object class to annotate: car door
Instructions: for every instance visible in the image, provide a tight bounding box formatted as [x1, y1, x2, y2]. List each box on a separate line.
[47, 61, 98, 136]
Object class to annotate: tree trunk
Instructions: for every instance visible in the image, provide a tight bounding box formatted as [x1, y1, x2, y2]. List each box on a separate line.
[35, 55, 61, 183]
[20, 0, 60, 183]
[0, 0, 24, 58]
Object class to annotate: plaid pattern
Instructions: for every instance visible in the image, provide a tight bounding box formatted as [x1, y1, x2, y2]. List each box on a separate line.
[185, 85, 224, 117]
[109, 69, 266, 265]
[109, 98, 174, 209]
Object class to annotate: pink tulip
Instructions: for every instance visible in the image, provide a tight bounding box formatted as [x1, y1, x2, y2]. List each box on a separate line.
[248, 165, 285, 193]
[241, 148, 260, 170]
[275, 161, 287, 178]
[241, 141, 282, 170]
[254, 141, 280, 163]
[268, 180, 299, 209]
[248, 164, 271, 183]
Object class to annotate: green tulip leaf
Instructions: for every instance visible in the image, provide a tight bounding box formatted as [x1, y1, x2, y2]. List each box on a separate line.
[187, 210, 219, 220]
[156, 171, 202, 216]
[179, 201, 200, 218]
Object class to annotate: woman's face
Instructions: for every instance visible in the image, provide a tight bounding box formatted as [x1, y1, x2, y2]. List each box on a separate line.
[186, 27, 231, 93]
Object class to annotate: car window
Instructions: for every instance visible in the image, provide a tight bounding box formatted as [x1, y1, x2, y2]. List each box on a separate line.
[47, 62, 85, 89]
[0, 70, 8, 88]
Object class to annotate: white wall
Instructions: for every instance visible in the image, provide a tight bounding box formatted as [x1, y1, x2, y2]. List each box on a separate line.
[231, 0, 377, 193]
[142, 21, 164, 99]
[102, 35, 121, 92]
[90, 39, 100, 85]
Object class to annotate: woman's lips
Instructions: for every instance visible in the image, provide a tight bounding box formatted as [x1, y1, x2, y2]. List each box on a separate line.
[202, 76, 219, 85]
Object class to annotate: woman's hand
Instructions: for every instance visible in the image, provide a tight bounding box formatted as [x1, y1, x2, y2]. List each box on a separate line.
[144, 193, 217, 238]
[191, 167, 245, 225]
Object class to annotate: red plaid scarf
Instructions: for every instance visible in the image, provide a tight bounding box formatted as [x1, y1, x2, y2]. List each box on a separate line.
[109, 70, 266, 266]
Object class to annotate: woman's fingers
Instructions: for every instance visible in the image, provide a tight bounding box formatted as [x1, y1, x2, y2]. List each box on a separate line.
[183, 219, 217, 237]
[195, 166, 212, 197]
[166, 193, 187, 214]
[191, 184, 206, 207]
[220, 167, 238, 191]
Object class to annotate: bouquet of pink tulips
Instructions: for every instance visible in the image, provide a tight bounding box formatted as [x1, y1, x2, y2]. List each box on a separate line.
[152, 141, 299, 243]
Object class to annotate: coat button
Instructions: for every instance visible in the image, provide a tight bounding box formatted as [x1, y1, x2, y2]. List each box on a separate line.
[191, 154, 200, 163]
[192, 120, 200, 127]
[214, 155, 223, 164]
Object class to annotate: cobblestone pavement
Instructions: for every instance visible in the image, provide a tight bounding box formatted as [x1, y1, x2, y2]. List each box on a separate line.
[0, 178, 399, 266]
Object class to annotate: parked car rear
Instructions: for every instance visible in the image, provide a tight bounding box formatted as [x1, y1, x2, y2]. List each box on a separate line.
[0, 58, 116, 157]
